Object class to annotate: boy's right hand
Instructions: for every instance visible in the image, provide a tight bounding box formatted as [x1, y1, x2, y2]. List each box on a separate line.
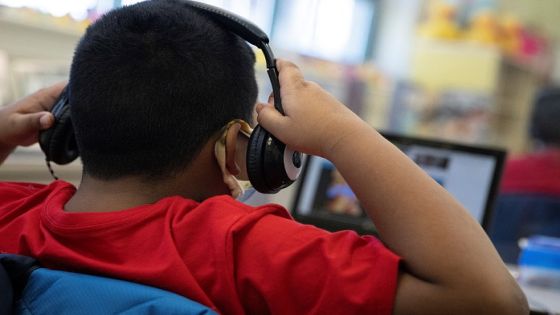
[256, 59, 369, 158]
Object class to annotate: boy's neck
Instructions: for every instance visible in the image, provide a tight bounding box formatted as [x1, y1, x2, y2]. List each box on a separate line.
[65, 176, 180, 213]
[64, 145, 228, 213]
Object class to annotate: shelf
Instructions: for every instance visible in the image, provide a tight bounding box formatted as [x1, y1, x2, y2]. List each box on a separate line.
[0, 14, 83, 38]
[0, 9, 83, 60]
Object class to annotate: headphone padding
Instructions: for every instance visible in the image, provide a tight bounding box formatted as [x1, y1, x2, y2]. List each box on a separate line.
[246, 125, 272, 193]
[45, 105, 79, 165]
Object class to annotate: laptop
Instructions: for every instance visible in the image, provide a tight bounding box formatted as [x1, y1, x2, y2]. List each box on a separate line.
[292, 132, 506, 235]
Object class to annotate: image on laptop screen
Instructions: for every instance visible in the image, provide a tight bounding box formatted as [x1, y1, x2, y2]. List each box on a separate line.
[292, 133, 506, 235]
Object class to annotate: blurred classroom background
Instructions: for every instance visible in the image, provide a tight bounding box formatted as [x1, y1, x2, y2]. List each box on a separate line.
[2, 1, 560, 312]
[0, 0, 558, 191]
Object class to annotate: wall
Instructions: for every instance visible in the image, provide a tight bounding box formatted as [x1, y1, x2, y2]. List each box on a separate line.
[373, 0, 423, 79]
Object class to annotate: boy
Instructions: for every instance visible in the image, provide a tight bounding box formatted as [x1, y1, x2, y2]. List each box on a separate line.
[0, 1, 527, 314]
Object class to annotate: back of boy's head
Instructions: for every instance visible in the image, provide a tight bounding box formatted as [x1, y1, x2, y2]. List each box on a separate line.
[530, 87, 560, 146]
[69, 0, 258, 181]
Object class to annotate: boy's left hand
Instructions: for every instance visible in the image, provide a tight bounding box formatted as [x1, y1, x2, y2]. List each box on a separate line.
[0, 82, 65, 149]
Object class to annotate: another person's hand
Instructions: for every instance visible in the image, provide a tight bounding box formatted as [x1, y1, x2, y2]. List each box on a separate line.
[256, 59, 368, 158]
[0, 82, 65, 150]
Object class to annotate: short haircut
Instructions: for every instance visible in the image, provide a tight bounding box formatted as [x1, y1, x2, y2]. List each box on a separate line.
[69, 0, 258, 180]
[530, 87, 560, 145]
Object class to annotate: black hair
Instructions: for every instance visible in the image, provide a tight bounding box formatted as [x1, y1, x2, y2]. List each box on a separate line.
[69, 0, 258, 180]
[530, 87, 560, 146]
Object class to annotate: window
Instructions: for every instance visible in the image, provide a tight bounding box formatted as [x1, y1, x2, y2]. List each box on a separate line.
[196, 0, 276, 33]
[121, 0, 377, 63]
[121, 0, 275, 34]
[272, 0, 376, 64]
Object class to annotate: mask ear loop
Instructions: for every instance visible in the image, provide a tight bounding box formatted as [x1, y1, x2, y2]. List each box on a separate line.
[232, 120, 254, 201]
[215, 119, 253, 199]
[232, 120, 256, 202]
[237, 187, 257, 203]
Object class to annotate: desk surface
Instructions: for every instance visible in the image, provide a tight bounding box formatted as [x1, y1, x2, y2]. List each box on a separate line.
[522, 284, 560, 314]
[508, 266, 560, 314]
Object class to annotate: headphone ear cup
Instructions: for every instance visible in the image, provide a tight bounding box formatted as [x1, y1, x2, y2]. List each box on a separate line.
[246, 125, 271, 193]
[247, 125, 298, 194]
[39, 105, 79, 165]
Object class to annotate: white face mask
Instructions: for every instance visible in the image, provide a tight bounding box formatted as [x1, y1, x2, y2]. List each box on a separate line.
[236, 187, 257, 203]
[214, 119, 253, 200]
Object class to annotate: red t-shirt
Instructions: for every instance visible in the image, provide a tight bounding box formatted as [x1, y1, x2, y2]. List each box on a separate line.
[500, 148, 560, 196]
[0, 180, 400, 314]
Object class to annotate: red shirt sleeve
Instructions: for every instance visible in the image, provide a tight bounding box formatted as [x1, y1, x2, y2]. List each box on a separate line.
[0, 182, 47, 200]
[230, 208, 400, 315]
[0, 182, 48, 215]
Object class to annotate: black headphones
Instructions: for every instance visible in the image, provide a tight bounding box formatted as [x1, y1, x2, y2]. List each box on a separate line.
[38, 0, 302, 194]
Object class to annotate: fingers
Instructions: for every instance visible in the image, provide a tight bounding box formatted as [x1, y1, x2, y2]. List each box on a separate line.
[39, 113, 55, 129]
[0, 83, 62, 148]
[256, 104, 288, 137]
[255, 59, 304, 141]
[13, 112, 54, 134]
[267, 92, 275, 106]
[27, 81, 67, 111]
[276, 59, 305, 89]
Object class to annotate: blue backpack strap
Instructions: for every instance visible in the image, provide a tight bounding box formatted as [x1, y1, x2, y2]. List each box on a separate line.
[16, 268, 217, 315]
[0, 254, 39, 314]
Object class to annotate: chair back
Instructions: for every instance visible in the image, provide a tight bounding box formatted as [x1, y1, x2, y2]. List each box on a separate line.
[488, 194, 560, 263]
[0, 254, 216, 315]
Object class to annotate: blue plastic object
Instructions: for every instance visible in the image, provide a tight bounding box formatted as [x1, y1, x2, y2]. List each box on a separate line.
[15, 268, 217, 315]
[519, 236, 560, 270]
[518, 236, 560, 288]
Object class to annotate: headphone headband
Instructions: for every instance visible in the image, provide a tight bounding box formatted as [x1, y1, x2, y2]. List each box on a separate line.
[181, 1, 269, 47]
[183, 0, 283, 114]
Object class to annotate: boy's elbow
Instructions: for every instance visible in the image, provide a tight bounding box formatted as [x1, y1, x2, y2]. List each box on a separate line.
[442, 273, 529, 315]
[491, 285, 529, 315]
[475, 280, 529, 315]
[396, 269, 529, 314]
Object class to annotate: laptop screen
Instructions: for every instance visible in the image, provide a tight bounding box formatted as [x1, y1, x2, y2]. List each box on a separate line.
[292, 133, 506, 235]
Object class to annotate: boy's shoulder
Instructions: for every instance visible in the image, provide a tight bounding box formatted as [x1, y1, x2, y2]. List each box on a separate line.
[171, 194, 294, 237]
[0, 180, 69, 204]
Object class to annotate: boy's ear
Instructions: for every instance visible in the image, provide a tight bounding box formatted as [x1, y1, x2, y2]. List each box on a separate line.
[225, 123, 241, 176]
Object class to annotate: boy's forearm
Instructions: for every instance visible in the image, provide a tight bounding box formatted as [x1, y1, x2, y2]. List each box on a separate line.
[325, 122, 510, 288]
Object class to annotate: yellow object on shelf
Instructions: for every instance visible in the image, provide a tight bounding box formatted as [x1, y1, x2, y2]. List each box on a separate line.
[418, 3, 462, 41]
[499, 16, 523, 56]
[411, 38, 501, 92]
[465, 11, 501, 47]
